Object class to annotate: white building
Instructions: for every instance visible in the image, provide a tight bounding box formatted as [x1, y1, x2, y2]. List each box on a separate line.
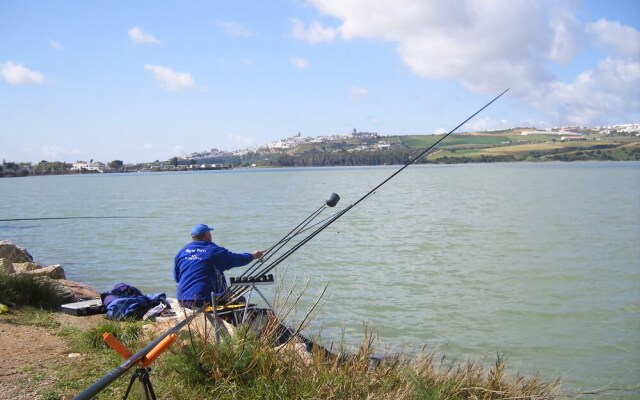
[72, 161, 105, 172]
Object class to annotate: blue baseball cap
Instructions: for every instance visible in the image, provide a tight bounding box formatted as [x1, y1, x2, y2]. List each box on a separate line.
[190, 223, 214, 237]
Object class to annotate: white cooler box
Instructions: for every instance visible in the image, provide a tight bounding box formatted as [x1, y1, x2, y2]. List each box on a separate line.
[60, 299, 106, 316]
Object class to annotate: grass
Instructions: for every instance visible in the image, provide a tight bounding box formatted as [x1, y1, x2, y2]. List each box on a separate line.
[56, 317, 148, 399]
[0, 272, 563, 399]
[0, 305, 563, 400]
[0, 271, 67, 310]
[151, 319, 561, 400]
[482, 141, 612, 154]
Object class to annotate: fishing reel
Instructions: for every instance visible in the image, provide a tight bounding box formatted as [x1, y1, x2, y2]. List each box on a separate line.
[326, 192, 340, 207]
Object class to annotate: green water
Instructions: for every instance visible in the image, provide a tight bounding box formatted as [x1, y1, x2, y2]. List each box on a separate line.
[1, 162, 638, 395]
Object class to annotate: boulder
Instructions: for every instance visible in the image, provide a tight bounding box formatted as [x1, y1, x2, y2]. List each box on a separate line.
[0, 258, 15, 274]
[12, 261, 45, 273]
[36, 277, 91, 303]
[0, 241, 34, 263]
[24, 264, 66, 280]
[275, 339, 314, 366]
[55, 279, 100, 300]
[50, 279, 77, 303]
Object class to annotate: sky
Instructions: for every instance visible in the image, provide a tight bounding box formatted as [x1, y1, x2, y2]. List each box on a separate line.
[1, 0, 639, 164]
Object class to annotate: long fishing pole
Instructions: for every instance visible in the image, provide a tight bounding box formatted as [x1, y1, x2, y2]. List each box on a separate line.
[241, 203, 328, 278]
[74, 307, 205, 400]
[240, 193, 341, 278]
[220, 206, 351, 303]
[223, 194, 342, 301]
[350, 87, 509, 209]
[222, 88, 509, 303]
[0, 216, 154, 222]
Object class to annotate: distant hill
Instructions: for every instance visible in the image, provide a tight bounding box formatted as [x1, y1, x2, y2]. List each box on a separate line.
[186, 128, 640, 167]
[4, 128, 638, 178]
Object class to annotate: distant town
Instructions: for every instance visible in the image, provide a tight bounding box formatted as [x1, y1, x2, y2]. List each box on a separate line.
[2, 124, 639, 177]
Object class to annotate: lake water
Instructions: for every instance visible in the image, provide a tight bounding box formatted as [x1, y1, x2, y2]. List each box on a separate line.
[1, 162, 639, 395]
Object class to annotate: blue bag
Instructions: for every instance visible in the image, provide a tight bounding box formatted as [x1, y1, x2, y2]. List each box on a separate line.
[101, 283, 168, 320]
[105, 296, 152, 320]
[101, 282, 144, 307]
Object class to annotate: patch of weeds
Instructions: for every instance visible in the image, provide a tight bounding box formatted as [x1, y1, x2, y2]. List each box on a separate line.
[0, 272, 66, 310]
[40, 390, 62, 400]
[44, 318, 148, 398]
[84, 319, 145, 350]
[56, 325, 79, 338]
[162, 341, 212, 385]
[19, 307, 61, 329]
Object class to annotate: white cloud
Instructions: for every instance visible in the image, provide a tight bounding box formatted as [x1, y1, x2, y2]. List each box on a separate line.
[547, 58, 640, 126]
[290, 57, 309, 69]
[49, 39, 62, 50]
[465, 116, 500, 132]
[348, 86, 368, 101]
[587, 18, 640, 59]
[300, 0, 639, 127]
[547, 8, 582, 63]
[128, 27, 161, 45]
[296, 1, 575, 94]
[144, 65, 195, 91]
[216, 20, 253, 37]
[1, 61, 45, 85]
[40, 145, 81, 159]
[291, 18, 339, 44]
[227, 133, 253, 148]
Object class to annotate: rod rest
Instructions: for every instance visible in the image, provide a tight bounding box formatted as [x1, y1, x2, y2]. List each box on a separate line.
[230, 274, 275, 286]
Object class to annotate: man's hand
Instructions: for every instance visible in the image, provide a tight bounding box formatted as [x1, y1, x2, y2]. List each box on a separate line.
[251, 250, 265, 260]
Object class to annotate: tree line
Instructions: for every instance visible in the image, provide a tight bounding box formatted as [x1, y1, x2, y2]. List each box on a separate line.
[0, 160, 126, 177]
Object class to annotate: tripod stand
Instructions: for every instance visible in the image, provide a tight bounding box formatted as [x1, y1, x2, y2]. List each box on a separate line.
[101, 331, 177, 400]
[123, 367, 157, 400]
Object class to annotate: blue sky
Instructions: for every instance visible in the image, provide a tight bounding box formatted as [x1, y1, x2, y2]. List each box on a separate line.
[1, 0, 639, 164]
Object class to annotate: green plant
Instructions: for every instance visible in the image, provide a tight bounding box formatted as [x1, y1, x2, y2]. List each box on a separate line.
[84, 319, 145, 350]
[0, 272, 66, 310]
[18, 307, 61, 329]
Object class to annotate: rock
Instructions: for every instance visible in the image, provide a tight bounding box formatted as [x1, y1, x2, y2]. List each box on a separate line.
[12, 261, 45, 273]
[55, 279, 101, 300]
[24, 264, 66, 279]
[35, 277, 77, 303]
[36, 277, 101, 303]
[0, 242, 101, 304]
[0, 241, 33, 263]
[0, 258, 15, 274]
[276, 339, 314, 366]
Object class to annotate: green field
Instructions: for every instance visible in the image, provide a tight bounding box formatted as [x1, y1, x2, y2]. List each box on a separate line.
[427, 138, 640, 162]
[400, 134, 508, 148]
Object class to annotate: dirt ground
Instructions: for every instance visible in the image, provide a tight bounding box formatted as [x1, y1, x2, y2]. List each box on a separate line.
[0, 311, 105, 400]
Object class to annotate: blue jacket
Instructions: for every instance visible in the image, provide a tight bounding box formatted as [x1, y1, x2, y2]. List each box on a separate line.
[174, 240, 253, 301]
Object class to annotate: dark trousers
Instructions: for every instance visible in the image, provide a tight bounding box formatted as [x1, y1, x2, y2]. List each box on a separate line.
[177, 299, 208, 309]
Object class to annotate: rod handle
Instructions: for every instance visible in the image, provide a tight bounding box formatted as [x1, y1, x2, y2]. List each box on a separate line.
[140, 333, 177, 367]
[102, 332, 133, 360]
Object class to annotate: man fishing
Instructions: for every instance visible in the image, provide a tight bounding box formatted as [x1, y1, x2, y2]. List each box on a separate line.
[174, 223, 264, 308]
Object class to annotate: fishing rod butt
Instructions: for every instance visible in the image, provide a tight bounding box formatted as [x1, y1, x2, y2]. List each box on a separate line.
[326, 192, 340, 207]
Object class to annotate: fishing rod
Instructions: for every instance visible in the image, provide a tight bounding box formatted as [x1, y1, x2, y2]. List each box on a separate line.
[221, 193, 342, 302]
[0, 216, 154, 222]
[221, 208, 350, 303]
[222, 88, 509, 303]
[74, 307, 205, 400]
[242, 193, 341, 278]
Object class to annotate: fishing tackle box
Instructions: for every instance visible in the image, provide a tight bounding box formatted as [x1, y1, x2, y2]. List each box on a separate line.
[61, 299, 106, 316]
